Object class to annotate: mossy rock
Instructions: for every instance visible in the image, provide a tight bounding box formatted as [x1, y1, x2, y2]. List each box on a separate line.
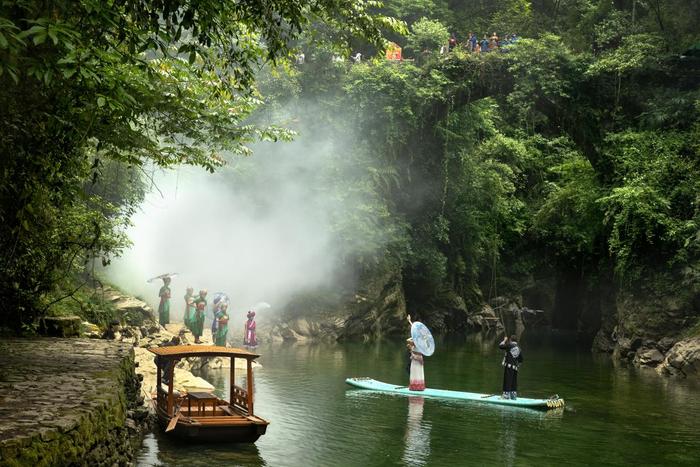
[40, 316, 81, 337]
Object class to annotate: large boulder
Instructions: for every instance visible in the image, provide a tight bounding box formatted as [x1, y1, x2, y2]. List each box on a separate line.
[635, 348, 665, 366]
[466, 304, 504, 333]
[134, 347, 214, 398]
[103, 287, 156, 326]
[657, 336, 700, 378]
[40, 315, 81, 337]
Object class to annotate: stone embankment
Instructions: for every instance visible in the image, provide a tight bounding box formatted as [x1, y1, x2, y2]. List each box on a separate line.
[0, 286, 263, 466]
[0, 339, 146, 466]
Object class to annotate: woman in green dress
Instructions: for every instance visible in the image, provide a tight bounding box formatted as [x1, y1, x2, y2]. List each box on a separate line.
[192, 289, 207, 344]
[158, 277, 172, 326]
[183, 287, 194, 331]
[214, 302, 230, 347]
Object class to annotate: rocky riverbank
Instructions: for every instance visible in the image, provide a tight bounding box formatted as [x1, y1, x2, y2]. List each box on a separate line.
[95, 288, 258, 405]
[259, 258, 700, 380]
[0, 284, 265, 465]
[0, 339, 145, 466]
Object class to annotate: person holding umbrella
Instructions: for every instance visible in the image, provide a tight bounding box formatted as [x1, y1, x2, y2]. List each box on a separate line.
[158, 276, 172, 326]
[406, 315, 431, 391]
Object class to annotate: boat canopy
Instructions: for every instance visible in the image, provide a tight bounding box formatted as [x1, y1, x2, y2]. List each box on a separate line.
[148, 344, 259, 360]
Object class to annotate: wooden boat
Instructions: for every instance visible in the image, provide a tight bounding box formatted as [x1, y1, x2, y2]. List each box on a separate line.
[149, 345, 269, 442]
[346, 377, 565, 410]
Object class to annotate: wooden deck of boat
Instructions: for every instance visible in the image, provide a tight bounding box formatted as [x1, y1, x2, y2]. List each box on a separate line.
[177, 407, 268, 425]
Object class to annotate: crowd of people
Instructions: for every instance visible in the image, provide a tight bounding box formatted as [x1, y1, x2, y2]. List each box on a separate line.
[157, 277, 258, 349]
[291, 31, 518, 68]
[441, 32, 519, 54]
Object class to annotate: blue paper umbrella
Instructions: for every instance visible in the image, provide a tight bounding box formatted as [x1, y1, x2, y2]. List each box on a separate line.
[212, 292, 230, 306]
[411, 322, 435, 356]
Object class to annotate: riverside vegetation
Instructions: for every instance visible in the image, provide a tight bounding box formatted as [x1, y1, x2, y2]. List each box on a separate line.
[1, 1, 699, 374]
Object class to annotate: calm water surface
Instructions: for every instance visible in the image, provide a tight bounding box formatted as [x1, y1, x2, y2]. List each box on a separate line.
[136, 333, 700, 466]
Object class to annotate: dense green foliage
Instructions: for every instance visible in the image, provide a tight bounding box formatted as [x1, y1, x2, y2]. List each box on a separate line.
[0, 0, 396, 330]
[2, 0, 699, 338]
[267, 0, 700, 333]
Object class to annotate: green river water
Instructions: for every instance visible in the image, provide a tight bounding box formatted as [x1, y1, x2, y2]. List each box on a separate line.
[136, 332, 700, 466]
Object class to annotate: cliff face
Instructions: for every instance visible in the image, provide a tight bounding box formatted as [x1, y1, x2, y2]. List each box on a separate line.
[262, 253, 700, 378]
[592, 270, 700, 377]
[264, 256, 407, 342]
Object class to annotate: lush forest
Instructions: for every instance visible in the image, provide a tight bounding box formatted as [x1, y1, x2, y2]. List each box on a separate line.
[258, 0, 700, 347]
[1, 1, 699, 351]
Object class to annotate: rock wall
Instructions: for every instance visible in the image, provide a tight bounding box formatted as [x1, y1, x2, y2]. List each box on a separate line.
[591, 270, 700, 378]
[265, 256, 407, 342]
[656, 336, 700, 378]
[0, 339, 146, 466]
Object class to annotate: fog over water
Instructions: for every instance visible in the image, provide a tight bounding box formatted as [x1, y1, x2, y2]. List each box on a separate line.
[105, 133, 360, 325]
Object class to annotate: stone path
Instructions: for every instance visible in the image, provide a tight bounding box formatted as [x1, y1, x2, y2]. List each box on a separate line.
[0, 338, 141, 465]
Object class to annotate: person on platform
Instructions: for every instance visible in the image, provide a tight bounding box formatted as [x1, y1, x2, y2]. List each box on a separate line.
[215, 303, 230, 347]
[481, 35, 490, 53]
[499, 334, 524, 399]
[406, 315, 425, 391]
[158, 276, 172, 326]
[490, 32, 499, 51]
[244, 310, 257, 348]
[192, 289, 208, 344]
[469, 32, 477, 52]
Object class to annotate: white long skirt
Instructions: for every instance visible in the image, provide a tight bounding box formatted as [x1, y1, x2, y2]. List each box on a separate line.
[409, 352, 425, 391]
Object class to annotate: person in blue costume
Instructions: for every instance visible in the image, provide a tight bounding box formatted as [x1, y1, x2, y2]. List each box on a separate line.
[480, 35, 490, 53]
[211, 295, 223, 337]
[468, 32, 477, 52]
[499, 335, 524, 399]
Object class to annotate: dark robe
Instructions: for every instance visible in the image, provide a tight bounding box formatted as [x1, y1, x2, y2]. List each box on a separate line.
[499, 340, 524, 393]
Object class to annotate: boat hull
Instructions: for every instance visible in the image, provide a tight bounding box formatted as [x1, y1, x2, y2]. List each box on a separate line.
[345, 377, 564, 410]
[156, 413, 268, 443]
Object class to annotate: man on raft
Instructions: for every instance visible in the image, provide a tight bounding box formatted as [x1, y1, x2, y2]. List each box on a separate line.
[499, 334, 523, 400]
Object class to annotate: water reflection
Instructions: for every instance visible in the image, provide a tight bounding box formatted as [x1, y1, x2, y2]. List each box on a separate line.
[136, 432, 266, 466]
[136, 340, 700, 466]
[402, 397, 431, 466]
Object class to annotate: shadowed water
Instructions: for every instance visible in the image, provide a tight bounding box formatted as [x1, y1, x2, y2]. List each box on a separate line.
[136, 333, 700, 466]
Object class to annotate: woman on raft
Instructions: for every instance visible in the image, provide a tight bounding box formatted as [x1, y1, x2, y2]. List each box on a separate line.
[406, 315, 425, 391]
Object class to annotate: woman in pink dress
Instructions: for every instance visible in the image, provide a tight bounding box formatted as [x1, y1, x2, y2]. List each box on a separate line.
[244, 310, 257, 347]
